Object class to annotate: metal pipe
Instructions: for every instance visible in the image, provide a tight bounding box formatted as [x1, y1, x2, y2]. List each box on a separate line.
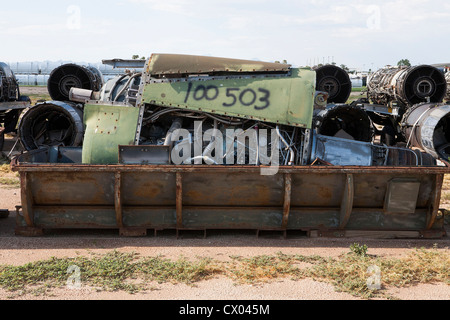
[183, 155, 218, 165]
[113, 72, 142, 102]
[69, 87, 101, 103]
[164, 117, 183, 146]
[205, 113, 243, 126]
[276, 126, 294, 165]
[47, 63, 103, 101]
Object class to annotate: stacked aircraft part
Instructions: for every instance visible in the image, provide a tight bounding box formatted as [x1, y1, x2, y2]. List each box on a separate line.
[1, 62, 19, 150]
[0, 62, 20, 102]
[18, 101, 84, 151]
[70, 71, 142, 106]
[47, 63, 103, 101]
[9, 54, 449, 239]
[16, 63, 103, 151]
[308, 133, 436, 166]
[314, 65, 352, 103]
[60, 55, 450, 168]
[81, 54, 311, 165]
[0, 62, 31, 151]
[367, 65, 447, 108]
[401, 103, 450, 161]
[313, 104, 374, 142]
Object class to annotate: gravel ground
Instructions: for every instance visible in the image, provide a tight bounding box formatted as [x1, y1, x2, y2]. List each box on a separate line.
[0, 182, 449, 301]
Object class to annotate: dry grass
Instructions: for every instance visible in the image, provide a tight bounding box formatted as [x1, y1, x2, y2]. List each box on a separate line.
[0, 248, 447, 299]
[440, 175, 450, 210]
[25, 93, 51, 105]
[0, 161, 19, 188]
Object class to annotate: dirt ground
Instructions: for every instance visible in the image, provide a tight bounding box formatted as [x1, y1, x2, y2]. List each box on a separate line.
[0, 86, 448, 301]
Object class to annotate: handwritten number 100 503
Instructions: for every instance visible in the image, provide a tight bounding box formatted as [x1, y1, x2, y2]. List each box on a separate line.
[184, 83, 270, 110]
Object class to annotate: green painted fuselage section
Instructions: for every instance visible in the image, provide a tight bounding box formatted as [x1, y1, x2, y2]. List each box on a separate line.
[141, 68, 316, 128]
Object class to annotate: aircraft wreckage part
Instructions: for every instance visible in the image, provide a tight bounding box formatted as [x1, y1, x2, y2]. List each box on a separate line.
[18, 101, 84, 151]
[140, 67, 316, 129]
[309, 134, 436, 167]
[69, 87, 100, 103]
[47, 63, 103, 101]
[146, 53, 291, 76]
[70, 72, 142, 107]
[8, 54, 450, 239]
[313, 65, 352, 103]
[367, 65, 447, 107]
[0, 62, 20, 102]
[11, 148, 446, 239]
[401, 103, 450, 161]
[0, 62, 32, 151]
[81, 104, 140, 164]
[314, 105, 374, 142]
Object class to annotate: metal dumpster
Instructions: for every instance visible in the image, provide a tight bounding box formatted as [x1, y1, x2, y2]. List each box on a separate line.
[10, 147, 447, 238]
[8, 54, 450, 239]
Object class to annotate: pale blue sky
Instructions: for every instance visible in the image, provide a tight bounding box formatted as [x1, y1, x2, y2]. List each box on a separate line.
[1, 0, 450, 70]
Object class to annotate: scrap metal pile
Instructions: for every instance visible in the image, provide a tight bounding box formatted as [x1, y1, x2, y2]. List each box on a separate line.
[3, 54, 450, 168]
[5, 54, 450, 238]
[0, 63, 30, 151]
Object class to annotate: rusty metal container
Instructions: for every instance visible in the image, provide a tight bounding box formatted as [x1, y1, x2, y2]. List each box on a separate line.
[11, 147, 447, 239]
[8, 55, 450, 239]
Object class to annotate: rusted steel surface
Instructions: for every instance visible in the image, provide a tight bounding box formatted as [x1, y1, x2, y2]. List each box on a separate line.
[114, 171, 123, 228]
[339, 174, 354, 229]
[281, 173, 291, 229]
[426, 174, 444, 230]
[19, 172, 34, 228]
[176, 172, 183, 229]
[11, 149, 448, 238]
[146, 53, 291, 76]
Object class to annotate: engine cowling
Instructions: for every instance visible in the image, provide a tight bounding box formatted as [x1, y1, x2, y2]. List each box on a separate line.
[367, 65, 447, 108]
[47, 63, 103, 101]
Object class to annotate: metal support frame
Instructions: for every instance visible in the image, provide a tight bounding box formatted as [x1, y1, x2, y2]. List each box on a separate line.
[339, 174, 354, 229]
[115, 171, 123, 228]
[426, 174, 444, 230]
[176, 172, 183, 229]
[281, 173, 292, 229]
[16, 173, 44, 236]
[20, 172, 34, 227]
[115, 171, 147, 236]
